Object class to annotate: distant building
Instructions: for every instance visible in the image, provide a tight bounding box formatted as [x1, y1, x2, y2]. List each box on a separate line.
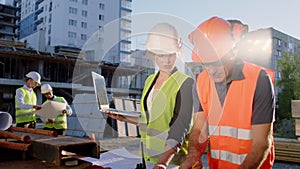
[0, 2, 20, 40]
[17, 0, 132, 64]
[237, 28, 300, 96]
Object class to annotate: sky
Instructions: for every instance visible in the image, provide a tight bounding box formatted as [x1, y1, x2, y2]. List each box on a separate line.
[132, 0, 300, 39]
[130, 0, 300, 63]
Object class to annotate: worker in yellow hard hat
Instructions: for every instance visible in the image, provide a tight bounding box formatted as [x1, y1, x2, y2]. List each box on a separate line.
[105, 23, 194, 168]
[15, 71, 42, 128]
[180, 16, 275, 169]
[41, 84, 72, 135]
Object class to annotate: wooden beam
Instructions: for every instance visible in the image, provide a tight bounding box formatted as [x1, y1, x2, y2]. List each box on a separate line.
[0, 141, 30, 151]
[0, 130, 31, 142]
[11, 127, 58, 137]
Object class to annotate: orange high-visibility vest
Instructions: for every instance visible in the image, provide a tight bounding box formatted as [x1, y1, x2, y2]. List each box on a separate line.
[197, 62, 274, 169]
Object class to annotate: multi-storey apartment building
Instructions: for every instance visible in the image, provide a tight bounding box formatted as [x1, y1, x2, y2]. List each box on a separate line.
[237, 28, 300, 96]
[0, 1, 19, 40]
[17, 0, 132, 64]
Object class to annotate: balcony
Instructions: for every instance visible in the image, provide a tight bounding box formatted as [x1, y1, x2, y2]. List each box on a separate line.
[36, 7, 44, 15]
[35, 17, 43, 25]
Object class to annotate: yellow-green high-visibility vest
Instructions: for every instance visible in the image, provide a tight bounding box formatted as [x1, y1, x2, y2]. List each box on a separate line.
[15, 87, 36, 124]
[44, 97, 67, 129]
[139, 70, 190, 165]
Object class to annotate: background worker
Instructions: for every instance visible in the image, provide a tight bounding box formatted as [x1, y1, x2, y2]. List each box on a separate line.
[15, 71, 42, 128]
[180, 16, 275, 169]
[105, 23, 194, 169]
[41, 84, 72, 135]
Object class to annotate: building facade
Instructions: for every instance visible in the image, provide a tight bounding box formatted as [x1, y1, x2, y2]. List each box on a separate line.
[17, 0, 132, 65]
[0, 2, 19, 40]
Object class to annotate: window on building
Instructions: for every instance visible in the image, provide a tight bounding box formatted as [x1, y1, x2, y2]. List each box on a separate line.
[81, 22, 87, 28]
[82, 10, 88, 17]
[99, 3, 105, 9]
[69, 0, 77, 2]
[276, 38, 282, 46]
[69, 7, 77, 14]
[68, 19, 77, 27]
[81, 34, 87, 40]
[120, 53, 129, 63]
[277, 50, 282, 59]
[48, 25, 51, 34]
[48, 36, 51, 45]
[121, 20, 131, 30]
[99, 14, 104, 21]
[120, 31, 130, 40]
[68, 31, 77, 38]
[49, 2, 52, 12]
[82, 0, 88, 5]
[49, 13, 52, 23]
[121, 10, 130, 17]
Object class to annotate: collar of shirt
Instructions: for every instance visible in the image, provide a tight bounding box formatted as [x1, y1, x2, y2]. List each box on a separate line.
[52, 95, 57, 101]
[23, 84, 33, 92]
[223, 58, 245, 85]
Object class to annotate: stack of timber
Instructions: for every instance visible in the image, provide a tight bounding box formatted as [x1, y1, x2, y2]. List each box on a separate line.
[274, 138, 300, 163]
[0, 127, 58, 154]
[0, 130, 31, 151]
[291, 100, 300, 139]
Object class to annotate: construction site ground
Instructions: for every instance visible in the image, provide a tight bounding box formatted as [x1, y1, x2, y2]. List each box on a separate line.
[0, 136, 300, 169]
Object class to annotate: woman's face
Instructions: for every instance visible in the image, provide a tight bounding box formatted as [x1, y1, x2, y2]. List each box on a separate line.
[154, 53, 177, 74]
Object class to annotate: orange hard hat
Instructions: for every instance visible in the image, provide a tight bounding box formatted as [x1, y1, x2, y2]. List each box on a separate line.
[189, 16, 235, 63]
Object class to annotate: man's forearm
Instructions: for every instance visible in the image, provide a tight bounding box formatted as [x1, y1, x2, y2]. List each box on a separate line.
[239, 124, 273, 169]
[238, 142, 271, 169]
[188, 112, 208, 157]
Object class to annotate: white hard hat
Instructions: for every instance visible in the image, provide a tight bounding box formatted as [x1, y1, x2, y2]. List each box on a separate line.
[41, 84, 53, 94]
[146, 23, 182, 55]
[26, 71, 41, 84]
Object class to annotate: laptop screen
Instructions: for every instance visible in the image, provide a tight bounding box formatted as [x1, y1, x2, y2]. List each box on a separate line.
[91, 71, 109, 110]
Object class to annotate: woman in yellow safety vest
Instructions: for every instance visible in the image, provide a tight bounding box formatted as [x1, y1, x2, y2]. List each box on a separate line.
[105, 23, 194, 169]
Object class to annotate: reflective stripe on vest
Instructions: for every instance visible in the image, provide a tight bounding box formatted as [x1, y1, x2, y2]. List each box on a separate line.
[140, 70, 189, 164]
[197, 62, 274, 169]
[211, 150, 247, 165]
[209, 125, 252, 140]
[15, 87, 36, 123]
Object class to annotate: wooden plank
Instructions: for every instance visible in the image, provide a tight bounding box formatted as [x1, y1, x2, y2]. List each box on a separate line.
[11, 127, 58, 137]
[0, 130, 31, 142]
[274, 137, 300, 163]
[0, 141, 30, 151]
[296, 119, 300, 136]
[292, 100, 300, 118]
[275, 156, 300, 163]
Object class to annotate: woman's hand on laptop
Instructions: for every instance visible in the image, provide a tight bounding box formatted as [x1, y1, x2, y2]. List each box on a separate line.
[103, 110, 126, 122]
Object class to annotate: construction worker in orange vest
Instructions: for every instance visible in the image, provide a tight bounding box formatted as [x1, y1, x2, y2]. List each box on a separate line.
[180, 16, 275, 169]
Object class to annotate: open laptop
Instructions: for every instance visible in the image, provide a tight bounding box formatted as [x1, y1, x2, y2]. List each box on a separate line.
[91, 71, 141, 118]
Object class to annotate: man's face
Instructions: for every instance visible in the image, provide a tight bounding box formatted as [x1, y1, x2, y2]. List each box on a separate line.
[43, 91, 53, 100]
[202, 52, 236, 83]
[27, 79, 39, 89]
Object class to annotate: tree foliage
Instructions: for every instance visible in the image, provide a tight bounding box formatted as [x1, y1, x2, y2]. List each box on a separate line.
[276, 52, 300, 119]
